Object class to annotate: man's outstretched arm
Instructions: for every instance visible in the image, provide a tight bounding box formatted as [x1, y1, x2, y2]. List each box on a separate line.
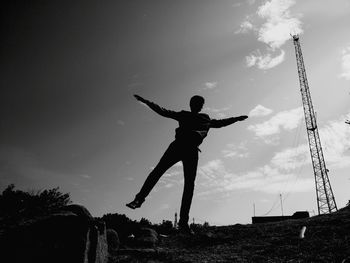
[134, 94, 179, 120]
[210, 115, 248, 128]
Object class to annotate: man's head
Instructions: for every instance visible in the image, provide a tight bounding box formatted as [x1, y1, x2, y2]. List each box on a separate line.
[190, 95, 205, 113]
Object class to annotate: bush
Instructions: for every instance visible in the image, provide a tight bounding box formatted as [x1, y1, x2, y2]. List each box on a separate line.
[0, 184, 72, 222]
[102, 213, 139, 243]
[154, 220, 174, 235]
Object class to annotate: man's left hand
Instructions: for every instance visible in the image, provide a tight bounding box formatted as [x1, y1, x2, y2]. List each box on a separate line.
[238, 115, 248, 121]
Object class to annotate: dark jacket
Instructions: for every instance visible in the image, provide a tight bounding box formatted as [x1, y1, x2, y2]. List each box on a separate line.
[142, 99, 243, 147]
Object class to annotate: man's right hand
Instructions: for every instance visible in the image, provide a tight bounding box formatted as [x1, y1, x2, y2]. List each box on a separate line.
[134, 94, 146, 103]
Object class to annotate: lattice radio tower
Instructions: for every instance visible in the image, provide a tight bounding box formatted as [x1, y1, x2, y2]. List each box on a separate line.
[292, 35, 337, 215]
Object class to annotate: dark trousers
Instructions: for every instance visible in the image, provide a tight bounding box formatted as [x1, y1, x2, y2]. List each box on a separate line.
[135, 140, 199, 226]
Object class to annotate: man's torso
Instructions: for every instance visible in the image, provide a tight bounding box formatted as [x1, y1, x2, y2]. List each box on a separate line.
[174, 111, 211, 146]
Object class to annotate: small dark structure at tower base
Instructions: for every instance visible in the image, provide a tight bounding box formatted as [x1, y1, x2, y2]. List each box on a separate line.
[252, 211, 310, 224]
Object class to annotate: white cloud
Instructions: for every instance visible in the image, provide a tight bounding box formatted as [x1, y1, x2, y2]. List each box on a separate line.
[235, 20, 254, 34]
[197, 159, 313, 197]
[260, 50, 285, 69]
[228, 167, 313, 194]
[248, 107, 303, 139]
[222, 150, 249, 158]
[259, 112, 350, 170]
[205, 106, 231, 118]
[249, 104, 273, 117]
[269, 112, 350, 170]
[246, 53, 258, 67]
[203, 82, 218, 90]
[257, 176, 314, 193]
[319, 114, 350, 169]
[200, 159, 225, 179]
[271, 144, 309, 171]
[164, 170, 182, 178]
[173, 162, 183, 168]
[196, 111, 350, 200]
[242, 0, 302, 70]
[246, 50, 285, 69]
[257, 0, 303, 49]
[157, 165, 183, 189]
[340, 46, 350, 80]
[222, 142, 249, 159]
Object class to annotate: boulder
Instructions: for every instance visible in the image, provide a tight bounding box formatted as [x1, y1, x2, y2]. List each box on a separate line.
[88, 222, 108, 263]
[61, 204, 94, 222]
[134, 227, 158, 248]
[1, 210, 87, 263]
[107, 228, 120, 253]
[0, 204, 108, 263]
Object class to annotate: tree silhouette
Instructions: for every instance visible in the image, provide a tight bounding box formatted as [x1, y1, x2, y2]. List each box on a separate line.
[0, 184, 71, 222]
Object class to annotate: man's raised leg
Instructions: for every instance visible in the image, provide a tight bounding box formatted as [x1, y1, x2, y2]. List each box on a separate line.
[127, 142, 180, 209]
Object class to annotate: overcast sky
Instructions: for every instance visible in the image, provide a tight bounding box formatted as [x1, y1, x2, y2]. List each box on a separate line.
[1, 0, 350, 225]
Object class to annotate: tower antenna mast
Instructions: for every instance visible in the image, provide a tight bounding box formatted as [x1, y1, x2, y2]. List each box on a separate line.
[291, 35, 337, 215]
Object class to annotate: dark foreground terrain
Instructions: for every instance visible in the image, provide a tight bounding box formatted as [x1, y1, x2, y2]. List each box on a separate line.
[111, 205, 350, 263]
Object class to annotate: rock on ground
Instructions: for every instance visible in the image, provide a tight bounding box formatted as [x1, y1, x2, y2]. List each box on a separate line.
[0, 204, 108, 263]
[107, 228, 120, 253]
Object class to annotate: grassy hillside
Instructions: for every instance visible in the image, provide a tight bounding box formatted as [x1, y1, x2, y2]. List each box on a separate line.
[113, 205, 350, 262]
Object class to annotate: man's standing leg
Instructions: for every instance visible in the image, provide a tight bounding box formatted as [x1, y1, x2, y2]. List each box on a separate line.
[127, 142, 181, 209]
[178, 147, 198, 231]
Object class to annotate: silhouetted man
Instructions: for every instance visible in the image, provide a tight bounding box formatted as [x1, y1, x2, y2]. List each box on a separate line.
[127, 94, 248, 234]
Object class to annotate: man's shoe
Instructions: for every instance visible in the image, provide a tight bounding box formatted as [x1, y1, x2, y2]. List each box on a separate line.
[126, 199, 143, 209]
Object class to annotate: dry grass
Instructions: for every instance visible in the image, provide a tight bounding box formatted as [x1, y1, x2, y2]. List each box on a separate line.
[111, 205, 350, 262]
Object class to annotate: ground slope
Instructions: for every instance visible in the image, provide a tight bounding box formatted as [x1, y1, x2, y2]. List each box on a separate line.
[111, 205, 350, 263]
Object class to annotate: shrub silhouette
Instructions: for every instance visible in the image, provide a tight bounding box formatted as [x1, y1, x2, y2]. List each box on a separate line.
[102, 213, 139, 244]
[156, 220, 174, 235]
[0, 184, 72, 223]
